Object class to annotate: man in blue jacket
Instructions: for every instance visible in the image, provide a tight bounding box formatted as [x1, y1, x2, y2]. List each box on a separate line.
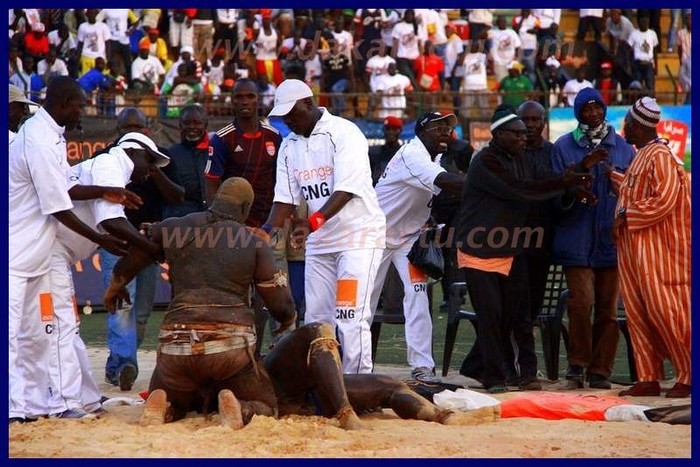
[550, 87, 635, 389]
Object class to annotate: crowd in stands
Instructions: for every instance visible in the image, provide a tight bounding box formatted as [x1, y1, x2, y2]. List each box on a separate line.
[9, 8, 690, 121]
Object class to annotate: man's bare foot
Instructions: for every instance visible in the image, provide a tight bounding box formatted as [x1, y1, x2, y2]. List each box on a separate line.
[140, 389, 169, 426]
[336, 406, 365, 430]
[218, 390, 244, 429]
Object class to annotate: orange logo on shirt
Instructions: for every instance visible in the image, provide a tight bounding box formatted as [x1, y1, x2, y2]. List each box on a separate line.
[408, 264, 428, 284]
[39, 293, 54, 322]
[265, 141, 276, 156]
[336, 279, 358, 308]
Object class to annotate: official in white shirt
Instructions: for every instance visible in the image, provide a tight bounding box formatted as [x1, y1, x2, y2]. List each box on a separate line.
[370, 112, 465, 382]
[9, 76, 127, 423]
[264, 79, 386, 374]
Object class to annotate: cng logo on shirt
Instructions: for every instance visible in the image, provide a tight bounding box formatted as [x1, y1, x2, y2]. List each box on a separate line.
[301, 182, 331, 201]
[295, 166, 334, 200]
[335, 278, 358, 320]
[408, 264, 427, 292]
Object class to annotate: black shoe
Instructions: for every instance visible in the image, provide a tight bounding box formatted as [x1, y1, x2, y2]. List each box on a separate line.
[564, 365, 584, 389]
[505, 375, 522, 387]
[519, 376, 543, 391]
[119, 364, 138, 391]
[587, 373, 612, 389]
[486, 384, 509, 394]
[565, 365, 584, 380]
[439, 301, 449, 313]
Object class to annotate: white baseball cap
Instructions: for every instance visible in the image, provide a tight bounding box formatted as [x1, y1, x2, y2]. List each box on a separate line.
[117, 132, 170, 167]
[268, 79, 313, 117]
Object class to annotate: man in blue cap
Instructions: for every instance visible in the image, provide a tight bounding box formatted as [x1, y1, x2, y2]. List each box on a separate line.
[550, 87, 635, 389]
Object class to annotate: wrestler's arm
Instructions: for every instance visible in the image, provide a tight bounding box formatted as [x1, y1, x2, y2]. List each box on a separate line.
[253, 241, 296, 333]
[103, 223, 166, 312]
[264, 201, 297, 229]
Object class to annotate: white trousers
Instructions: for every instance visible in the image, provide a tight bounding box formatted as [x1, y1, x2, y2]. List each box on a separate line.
[48, 245, 102, 413]
[369, 242, 435, 369]
[304, 248, 383, 374]
[9, 272, 53, 419]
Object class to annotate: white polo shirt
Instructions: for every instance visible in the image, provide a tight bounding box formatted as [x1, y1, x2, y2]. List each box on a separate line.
[375, 136, 445, 248]
[56, 147, 134, 262]
[9, 107, 74, 276]
[274, 108, 386, 255]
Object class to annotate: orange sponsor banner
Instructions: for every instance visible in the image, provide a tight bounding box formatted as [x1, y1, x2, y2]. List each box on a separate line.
[39, 293, 54, 322]
[336, 279, 358, 308]
[657, 120, 688, 163]
[408, 263, 428, 284]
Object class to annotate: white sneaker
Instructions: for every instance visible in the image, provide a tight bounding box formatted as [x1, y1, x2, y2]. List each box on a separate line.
[411, 367, 442, 383]
[50, 409, 96, 419]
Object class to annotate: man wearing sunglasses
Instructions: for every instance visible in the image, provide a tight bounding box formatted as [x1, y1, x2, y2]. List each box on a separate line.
[455, 105, 593, 394]
[370, 112, 466, 383]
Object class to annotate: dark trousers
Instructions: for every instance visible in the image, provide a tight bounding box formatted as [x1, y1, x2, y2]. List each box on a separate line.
[576, 16, 603, 41]
[502, 252, 551, 379]
[526, 253, 552, 321]
[459, 256, 535, 387]
[633, 61, 656, 94]
[563, 266, 620, 378]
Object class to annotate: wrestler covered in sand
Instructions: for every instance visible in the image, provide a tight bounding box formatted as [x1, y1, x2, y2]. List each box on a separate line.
[104, 177, 458, 430]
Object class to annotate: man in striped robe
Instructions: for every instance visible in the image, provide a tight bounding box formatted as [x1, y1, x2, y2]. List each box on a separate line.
[610, 97, 691, 399]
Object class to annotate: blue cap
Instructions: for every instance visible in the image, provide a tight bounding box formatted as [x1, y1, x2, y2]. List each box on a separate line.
[573, 87, 607, 122]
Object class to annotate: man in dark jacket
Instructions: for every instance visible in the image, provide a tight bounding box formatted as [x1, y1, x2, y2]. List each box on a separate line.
[164, 104, 211, 218]
[454, 106, 591, 393]
[550, 87, 635, 390]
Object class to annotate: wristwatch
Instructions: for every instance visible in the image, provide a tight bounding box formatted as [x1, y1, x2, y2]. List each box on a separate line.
[617, 207, 627, 220]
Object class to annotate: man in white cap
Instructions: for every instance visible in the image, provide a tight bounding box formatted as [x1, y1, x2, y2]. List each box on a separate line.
[46, 131, 168, 418]
[369, 111, 465, 383]
[9, 83, 38, 141]
[611, 97, 691, 399]
[263, 79, 386, 374]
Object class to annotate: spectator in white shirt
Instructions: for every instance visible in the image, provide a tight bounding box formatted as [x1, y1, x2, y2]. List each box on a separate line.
[374, 62, 413, 119]
[489, 15, 522, 84]
[443, 22, 465, 92]
[627, 15, 659, 95]
[512, 9, 539, 84]
[562, 67, 593, 107]
[131, 43, 166, 94]
[37, 46, 69, 82]
[76, 9, 111, 77]
[365, 43, 396, 93]
[459, 39, 489, 122]
[392, 9, 421, 89]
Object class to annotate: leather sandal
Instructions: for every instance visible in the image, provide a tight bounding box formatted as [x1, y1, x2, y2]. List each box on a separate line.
[618, 381, 661, 397]
[665, 383, 691, 398]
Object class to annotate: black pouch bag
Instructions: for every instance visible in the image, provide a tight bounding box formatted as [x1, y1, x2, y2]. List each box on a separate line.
[407, 226, 444, 280]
